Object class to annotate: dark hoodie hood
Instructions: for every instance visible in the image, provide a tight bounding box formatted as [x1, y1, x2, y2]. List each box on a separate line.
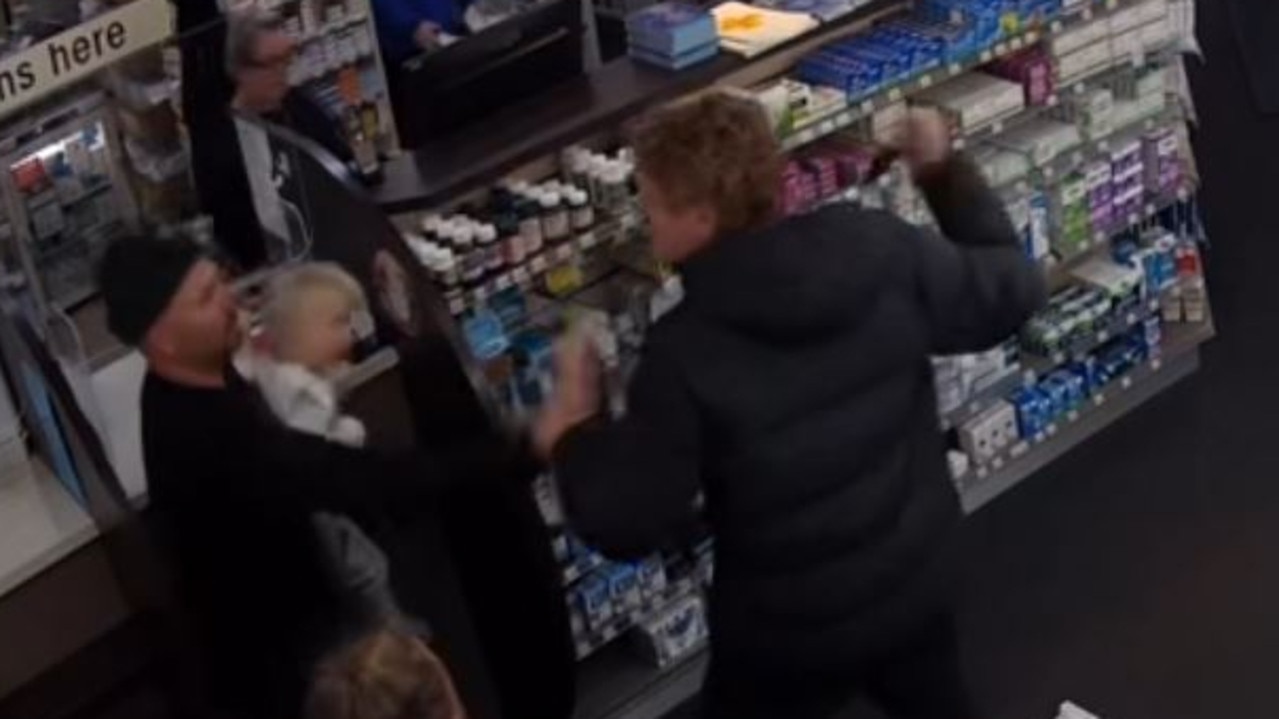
[679, 204, 903, 342]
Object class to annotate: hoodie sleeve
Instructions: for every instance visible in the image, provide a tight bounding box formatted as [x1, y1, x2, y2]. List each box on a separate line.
[908, 156, 1048, 354]
[552, 345, 702, 561]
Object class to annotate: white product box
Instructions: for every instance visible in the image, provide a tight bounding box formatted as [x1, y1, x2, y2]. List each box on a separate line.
[1058, 41, 1114, 84]
[1133, 0, 1169, 26]
[1072, 258, 1145, 299]
[1139, 16, 1173, 50]
[971, 145, 1031, 186]
[959, 401, 1016, 463]
[915, 74, 1025, 131]
[1050, 17, 1110, 57]
[634, 594, 708, 668]
[991, 119, 1082, 167]
[1111, 27, 1144, 61]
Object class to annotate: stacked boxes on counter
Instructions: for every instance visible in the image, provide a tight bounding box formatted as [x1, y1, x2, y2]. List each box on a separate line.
[626, 2, 720, 70]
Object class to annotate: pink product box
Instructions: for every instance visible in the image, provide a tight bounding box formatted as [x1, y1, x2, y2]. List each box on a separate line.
[805, 157, 841, 198]
[780, 163, 820, 215]
[831, 148, 876, 187]
[986, 50, 1056, 107]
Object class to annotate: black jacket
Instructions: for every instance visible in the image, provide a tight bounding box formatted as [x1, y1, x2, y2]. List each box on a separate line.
[555, 157, 1046, 680]
[142, 369, 542, 718]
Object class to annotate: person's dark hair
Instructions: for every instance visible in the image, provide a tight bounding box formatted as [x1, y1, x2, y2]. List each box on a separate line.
[99, 235, 203, 346]
[306, 628, 465, 719]
[225, 6, 285, 78]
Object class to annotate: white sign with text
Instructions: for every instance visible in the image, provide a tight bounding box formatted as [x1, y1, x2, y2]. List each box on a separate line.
[0, 0, 174, 120]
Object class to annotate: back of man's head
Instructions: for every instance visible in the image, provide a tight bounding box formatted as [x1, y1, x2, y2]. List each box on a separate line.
[99, 234, 202, 348]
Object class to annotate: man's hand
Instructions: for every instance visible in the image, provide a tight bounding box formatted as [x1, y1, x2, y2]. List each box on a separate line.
[414, 20, 444, 50]
[898, 107, 954, 179]
[532, 335, 602, 460]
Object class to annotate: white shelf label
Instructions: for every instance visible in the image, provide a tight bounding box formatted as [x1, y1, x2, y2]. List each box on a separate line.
[1067, 410, 1080, 423]
[920, 74, 933, 88]
[1151, 358, 1163, 372]
[1121, 376, 1133, 390]
[889, 87, 902, 102]
[1082, 8, 1093, 21]
[512, 266, 530, 285]
[862, 100, 874, 113]
[1011, 37, 1024, 51]
[991, 120, 1004, 135]
[530, 254, 548, 273]
[820, 119, 836, 135]
[1126, 312, 1137, 325]
[494, 274, 512, 291]
[992, 456, 1005, 471]
[980, 50, 992, 63]
[555, 244, 574, 262]
[949, 62, 962, 76]
[1128, 212, 1139, 226]
[995, 43, 1009, 56]
[1145, 203, 1156, 217]
[977, 466, 989, 480]
[1010, 441, 1029, 459]
[472, 286, 489, 303]
[1033, 432, 1046, 445]
[578, 231, 597, 250]
[799, 128, 817, 144]
[1052, 352, 1066, 365]
[1098, 330, 1109, 343]
[1094, 392, 1106, 406]
[1051, 20, 1063, 33]
[1046, 423, 1059, 437]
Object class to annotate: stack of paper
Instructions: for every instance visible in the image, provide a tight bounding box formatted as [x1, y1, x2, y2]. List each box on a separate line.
[712, 2, 819, 57]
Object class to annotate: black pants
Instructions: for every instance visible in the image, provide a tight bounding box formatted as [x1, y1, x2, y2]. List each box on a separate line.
[702, 615, 975, 719]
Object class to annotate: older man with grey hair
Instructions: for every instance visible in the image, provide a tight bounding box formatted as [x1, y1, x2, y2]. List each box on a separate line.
[226, 7, 354, 164]
[187, 6, 355, 269]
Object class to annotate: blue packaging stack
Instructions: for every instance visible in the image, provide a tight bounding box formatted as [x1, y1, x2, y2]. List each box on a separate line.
[626, 2, 720, 70]
[793, 0, 1069, 101]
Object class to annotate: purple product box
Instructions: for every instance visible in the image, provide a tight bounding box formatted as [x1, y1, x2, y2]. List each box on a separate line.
[1143, 128, 1181, 195]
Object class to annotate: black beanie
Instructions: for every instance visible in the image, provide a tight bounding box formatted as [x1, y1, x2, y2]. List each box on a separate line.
[99, 235, 204, 346]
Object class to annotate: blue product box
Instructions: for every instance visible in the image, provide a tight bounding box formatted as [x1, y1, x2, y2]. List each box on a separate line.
[1068, 357, 1099, 397]
[626, 3, 717, 56]
[637, 556, 668, 599]
[1009, 386, 1050, 438]
[629, 40, 720, 71]
[1143, 316, 1163, 357]
[578, 574, 614, 628]
[606, 563, 642, 612]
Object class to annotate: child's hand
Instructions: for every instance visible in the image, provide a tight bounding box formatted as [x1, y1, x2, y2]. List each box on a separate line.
[532, 335, 601, 459]
[897, 107, 953, 178]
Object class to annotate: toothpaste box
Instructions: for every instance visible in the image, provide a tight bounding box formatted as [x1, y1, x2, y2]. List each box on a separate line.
[605, 563, 643, 613]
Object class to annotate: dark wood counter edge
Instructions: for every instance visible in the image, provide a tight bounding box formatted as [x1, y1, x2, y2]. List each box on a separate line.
[369, 0, 904, 214]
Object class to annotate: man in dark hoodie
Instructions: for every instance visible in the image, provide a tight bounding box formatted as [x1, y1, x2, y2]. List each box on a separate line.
[535, 91, 1046, 719]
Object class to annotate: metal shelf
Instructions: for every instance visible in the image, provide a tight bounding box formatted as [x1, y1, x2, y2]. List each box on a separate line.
[959, 318, 1215, 514]
[776, 0, 1153, 154]
[576, 640, 709, 719]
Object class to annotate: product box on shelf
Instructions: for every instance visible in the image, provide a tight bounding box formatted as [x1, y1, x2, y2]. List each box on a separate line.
[913, 72, 1027, 132]
[633, 593, 709, 668]
[1057, 40, 1114, 85]
[626, 2, 719, 56]
[990, 118, 1082, 167]
[986, 48, 1056, 106]
[958, 400, 1018, 465]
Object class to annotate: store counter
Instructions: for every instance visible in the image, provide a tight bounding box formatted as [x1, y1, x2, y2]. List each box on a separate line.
[368, 0, 903, 214]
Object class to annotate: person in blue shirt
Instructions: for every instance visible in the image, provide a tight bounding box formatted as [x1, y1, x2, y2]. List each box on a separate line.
[372, 0, 469, 66]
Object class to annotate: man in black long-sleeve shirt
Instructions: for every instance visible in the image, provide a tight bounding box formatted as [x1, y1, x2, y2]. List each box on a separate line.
[99, 236, 574, 719]
[537, 94, 1047, 719]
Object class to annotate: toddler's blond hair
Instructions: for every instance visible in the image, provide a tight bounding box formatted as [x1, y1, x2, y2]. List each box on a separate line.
[262, 262, 368, 352]
[306, 629, 467, 719]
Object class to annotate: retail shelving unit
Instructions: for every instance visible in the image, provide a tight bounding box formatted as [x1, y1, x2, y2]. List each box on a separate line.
[307, 0, 1216, 716]
[0, 92, 139, 315]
